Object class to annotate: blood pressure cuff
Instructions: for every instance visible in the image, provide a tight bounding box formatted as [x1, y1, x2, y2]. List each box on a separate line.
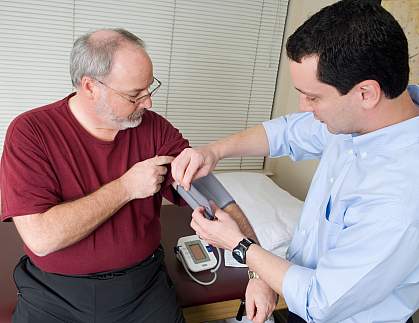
[175, 173, 235, 215]
[192, 173, 235, 209]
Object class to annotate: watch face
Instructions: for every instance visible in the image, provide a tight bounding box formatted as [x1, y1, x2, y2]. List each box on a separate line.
[232, 248, 244, 263]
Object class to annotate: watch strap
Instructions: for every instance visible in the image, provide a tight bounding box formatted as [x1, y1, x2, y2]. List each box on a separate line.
[239, 237, 256, 250]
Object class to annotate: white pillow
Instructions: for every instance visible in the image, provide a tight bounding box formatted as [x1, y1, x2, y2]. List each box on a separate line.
[215, 172, 303, 257]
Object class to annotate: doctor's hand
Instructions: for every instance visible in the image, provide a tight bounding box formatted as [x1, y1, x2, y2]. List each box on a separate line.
[171, 146, 219, 191]
[190, 202, 245, 251]
[246, 278, 277, 323]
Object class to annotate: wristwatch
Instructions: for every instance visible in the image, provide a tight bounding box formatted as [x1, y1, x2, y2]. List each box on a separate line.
[232, 237, 256, 264]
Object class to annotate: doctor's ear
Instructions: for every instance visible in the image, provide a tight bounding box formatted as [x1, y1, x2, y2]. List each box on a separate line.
[355, 80, 381, 110]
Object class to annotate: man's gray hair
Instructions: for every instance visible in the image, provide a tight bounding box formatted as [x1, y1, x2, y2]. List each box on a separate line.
[70, 28, 145, 88]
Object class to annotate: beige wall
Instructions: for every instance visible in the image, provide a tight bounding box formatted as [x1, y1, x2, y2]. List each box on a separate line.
[264, 0, 337, 201]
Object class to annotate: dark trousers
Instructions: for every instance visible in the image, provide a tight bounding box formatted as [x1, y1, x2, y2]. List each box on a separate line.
[287, 311, 306, 323]
[12, 247, 184, 323]
[287, 311, 414, 323]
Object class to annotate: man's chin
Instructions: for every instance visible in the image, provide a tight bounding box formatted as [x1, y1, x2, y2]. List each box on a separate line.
[119, 117, 143, 130]
[325, 124, 338, 134]
[326, 125, 348, 135]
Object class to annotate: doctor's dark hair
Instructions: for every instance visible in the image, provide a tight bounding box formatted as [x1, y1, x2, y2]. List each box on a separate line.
[70, 28, 145, 88]
[286, 0, 409, 99]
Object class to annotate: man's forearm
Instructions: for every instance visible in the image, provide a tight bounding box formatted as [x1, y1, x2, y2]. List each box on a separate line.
[246, 244, 291, 296]
[223, 203, 258, 243]
[210, 124, 270, 160]
[14, 179, 129, 256]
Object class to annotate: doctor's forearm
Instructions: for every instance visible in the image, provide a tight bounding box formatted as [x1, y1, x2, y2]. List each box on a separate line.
[210, 125, 270, 159]
[246, 244, 291, 296]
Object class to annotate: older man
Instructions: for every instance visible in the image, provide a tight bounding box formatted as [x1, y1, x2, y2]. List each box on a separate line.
[1, 29, 188, 322]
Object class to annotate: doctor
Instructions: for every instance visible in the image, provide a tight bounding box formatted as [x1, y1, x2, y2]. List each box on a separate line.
[172, 1, 419, 322]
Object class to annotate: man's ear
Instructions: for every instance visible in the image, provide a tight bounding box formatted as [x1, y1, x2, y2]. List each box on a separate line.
[355, 80, 381, 110]
[79, 76, 98, 100]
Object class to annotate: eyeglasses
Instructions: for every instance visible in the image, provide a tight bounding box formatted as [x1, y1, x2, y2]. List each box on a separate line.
[95, 77, 161, 105]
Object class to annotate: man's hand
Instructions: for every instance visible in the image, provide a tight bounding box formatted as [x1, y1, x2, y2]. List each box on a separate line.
[245, 278, 277, 323]
[120, 155, 174, 200]
[191, 202, 245, 251]
[171, 146, 219, 190]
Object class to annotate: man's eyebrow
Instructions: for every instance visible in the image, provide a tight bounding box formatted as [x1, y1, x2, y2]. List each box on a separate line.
[295, 87, 319, 97]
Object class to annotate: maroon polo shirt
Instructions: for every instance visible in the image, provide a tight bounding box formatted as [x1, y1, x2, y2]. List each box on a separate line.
[0, 93, 188, 275]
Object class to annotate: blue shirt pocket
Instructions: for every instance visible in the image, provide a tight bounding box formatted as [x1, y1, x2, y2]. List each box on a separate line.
[318, 213, 343, 254]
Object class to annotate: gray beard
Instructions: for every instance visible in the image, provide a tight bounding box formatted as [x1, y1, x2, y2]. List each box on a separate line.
[96, 95, 143, 130]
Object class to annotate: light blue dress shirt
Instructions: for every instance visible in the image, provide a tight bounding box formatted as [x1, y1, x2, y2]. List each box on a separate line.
[263, 85, 419, 323]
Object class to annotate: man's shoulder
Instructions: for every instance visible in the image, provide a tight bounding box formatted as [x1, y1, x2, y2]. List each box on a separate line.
[142, 110, 172, 126]
[10, 95, 69, 130]
[135, 110, 189, 153]
[139, 110, 182, 134]
[4, 95, 71, 149]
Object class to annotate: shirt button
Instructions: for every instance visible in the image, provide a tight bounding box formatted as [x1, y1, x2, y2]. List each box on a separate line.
[330, 177, 334, 183]
[301, 229, 306, 236]
[348, 149, 354, 155]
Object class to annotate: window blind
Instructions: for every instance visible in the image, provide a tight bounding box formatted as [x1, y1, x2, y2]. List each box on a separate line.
[0, 0, 74, 153]
[0, 0, 289, 170]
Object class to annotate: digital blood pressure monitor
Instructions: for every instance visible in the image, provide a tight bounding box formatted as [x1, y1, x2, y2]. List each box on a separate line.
[176, 235, 217, 273]
[175, 235, 220, 285]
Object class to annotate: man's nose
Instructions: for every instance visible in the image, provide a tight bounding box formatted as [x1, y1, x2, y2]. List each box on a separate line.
[138, 95, 152, 110]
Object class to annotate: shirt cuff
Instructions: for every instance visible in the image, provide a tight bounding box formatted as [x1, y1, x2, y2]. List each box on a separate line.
[283, 264, 315, 321]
